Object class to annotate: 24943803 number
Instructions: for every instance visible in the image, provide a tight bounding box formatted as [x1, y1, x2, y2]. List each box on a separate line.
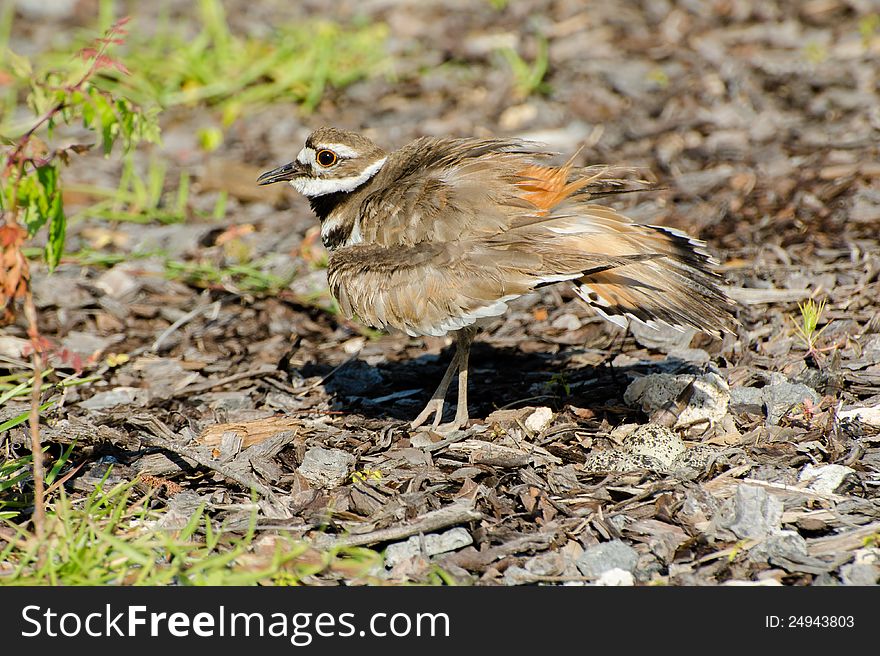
[788, 616, 854, 628]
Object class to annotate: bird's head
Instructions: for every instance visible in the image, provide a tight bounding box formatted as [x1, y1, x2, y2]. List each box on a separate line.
[257, 127, 387, 198]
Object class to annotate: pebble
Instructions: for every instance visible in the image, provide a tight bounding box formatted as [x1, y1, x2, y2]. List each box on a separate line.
[95, 266, 141, 299]
[576, 540, 640, 578]
[524, 406, 554, 433]
[80, 387, 150, 411]
[762, 381, 819, 425]
[384, 528, 473, 568]
[717, 484, 783, 540]
[729, 386, 764, 414]
[594, 568, 636, 586]
[297, 447, 356, 488]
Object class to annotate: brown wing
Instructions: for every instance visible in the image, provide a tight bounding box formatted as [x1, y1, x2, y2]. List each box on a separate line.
[327, 240, 653, 337]
[338, 137, 736, 336]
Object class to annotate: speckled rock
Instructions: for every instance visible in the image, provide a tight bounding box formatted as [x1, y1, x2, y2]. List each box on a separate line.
[623, 372, 730, 428]
[384, 527, 473, 568]
[729, 386, 764, 414]
[672, 444, 720, 471]
[582, 450, 668, 474]
[622, 424, 685, 468]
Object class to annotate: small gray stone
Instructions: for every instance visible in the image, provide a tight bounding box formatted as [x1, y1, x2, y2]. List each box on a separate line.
[524, 406, 554, 433]
[502, 566, 534, 586]
[80, 387, 150, 410]
[297, 447, 356, 488]
[748, 531, 807, 564]
[717, 484, 783, 540]
[95, 266, 141, 299]
[522, 551, 570, 577]
[384, 528, 473, 568]
[762, 381, 819, 425]
[622, 423, 685, 468]
[729, 386, 765, 414]
[839, 563, 880, 586]
[31, 273, 92, 309]
[594, 568, 636, 586]
[60, 331, 117, 359]
[576, 540, 639, 578]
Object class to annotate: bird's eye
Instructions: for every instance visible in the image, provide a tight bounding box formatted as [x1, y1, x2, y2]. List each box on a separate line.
[316, 149, 338, 167]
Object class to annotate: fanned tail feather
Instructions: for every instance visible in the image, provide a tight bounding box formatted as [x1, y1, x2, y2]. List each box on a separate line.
[514, 161, 737, 336]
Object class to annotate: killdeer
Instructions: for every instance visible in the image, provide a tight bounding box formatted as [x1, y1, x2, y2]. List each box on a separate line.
[258, 127, 736, 430]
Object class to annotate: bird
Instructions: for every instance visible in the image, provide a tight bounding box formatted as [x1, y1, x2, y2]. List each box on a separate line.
[258, 127, 737, 431]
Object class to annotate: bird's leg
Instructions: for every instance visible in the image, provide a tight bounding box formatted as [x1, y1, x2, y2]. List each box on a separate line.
[446, 327, 477, 430]
[410, 341, 461, 430]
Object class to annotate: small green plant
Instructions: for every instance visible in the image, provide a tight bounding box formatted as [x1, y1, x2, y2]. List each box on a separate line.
[544, 371, 571, 396]
[497, 38, 551, 98]
[791, 298, 835, 363]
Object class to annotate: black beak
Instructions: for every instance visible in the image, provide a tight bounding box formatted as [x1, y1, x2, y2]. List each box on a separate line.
[257, 161, 305, 186]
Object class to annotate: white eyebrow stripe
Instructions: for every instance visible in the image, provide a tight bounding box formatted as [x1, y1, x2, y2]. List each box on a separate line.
[289, 156, 387, 198]
[316, 143, 361, 159]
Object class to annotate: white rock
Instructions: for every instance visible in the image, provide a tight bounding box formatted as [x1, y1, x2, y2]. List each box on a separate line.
[838, 405, 880, 428]
[524, 406, 554, 433]
[594, 568, 635, 586]
[550, 313, 582, 331]
[798, 463, 856, 495]
[718, 484, 783, 540]
[623, 372, 730, 428]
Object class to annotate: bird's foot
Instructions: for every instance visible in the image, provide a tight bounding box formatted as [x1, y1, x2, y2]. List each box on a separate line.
[435, 408, 469, 434]
[410, 398, 445, 430]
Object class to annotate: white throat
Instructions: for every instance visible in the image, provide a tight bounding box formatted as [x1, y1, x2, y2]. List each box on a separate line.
[290, 157, 387, 198]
